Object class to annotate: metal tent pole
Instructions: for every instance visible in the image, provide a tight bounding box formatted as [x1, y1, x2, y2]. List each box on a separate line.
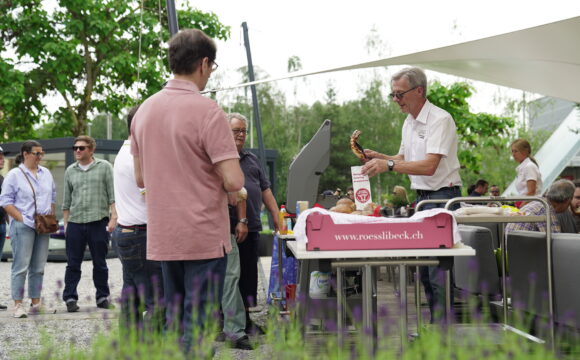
[241, 22, 268, 176]
[165, 0, 179, 37]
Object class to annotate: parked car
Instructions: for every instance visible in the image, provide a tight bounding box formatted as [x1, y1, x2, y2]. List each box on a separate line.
[1, 221, 117, 262]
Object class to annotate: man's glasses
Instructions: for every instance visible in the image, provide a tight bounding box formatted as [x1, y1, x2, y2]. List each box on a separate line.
[72, 146, 88, 152]
[232, 129, 248, 135]
[30, 151, 45, 157]
[388, 86, 418, 100]
[211, 61, 219, 72]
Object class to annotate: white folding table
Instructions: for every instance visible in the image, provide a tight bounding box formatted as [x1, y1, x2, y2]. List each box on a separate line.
[286, 241, 475, 352]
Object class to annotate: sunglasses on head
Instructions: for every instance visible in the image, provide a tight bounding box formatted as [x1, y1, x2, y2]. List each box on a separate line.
[72, 146, 88, 151]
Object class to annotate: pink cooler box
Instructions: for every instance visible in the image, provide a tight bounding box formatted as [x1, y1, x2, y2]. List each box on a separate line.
[305, 212, 453, 251]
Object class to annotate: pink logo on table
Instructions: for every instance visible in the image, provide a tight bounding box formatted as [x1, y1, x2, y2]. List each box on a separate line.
[355, 188, 370, 203]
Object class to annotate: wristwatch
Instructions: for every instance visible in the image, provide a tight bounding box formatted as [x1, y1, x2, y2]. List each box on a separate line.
[238, 218, 249, 225]
[387, 159, 395, 172]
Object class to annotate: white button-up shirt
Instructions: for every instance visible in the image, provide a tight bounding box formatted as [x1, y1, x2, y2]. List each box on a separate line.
[515, 157, 542, 196]
[114, 140, 147, 226]
[398, 100, 462, 191]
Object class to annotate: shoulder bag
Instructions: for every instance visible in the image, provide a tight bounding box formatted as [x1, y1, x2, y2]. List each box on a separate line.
[18, 167, 58, 234]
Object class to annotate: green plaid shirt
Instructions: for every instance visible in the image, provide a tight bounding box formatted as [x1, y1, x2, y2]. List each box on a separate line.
[62, 158, 115, 224]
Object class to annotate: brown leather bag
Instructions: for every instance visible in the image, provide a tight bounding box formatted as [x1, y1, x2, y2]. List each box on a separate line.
[19, 168, 58, 234]
[34, 213, 58, 234]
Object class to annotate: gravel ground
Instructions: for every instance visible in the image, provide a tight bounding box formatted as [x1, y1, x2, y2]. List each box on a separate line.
[0, 257, 272, 359]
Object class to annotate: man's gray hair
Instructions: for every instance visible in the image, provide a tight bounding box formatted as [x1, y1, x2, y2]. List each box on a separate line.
[546, 179, 575, 203]
[391, 67, 427, 97]
[226, 112, 248, 126]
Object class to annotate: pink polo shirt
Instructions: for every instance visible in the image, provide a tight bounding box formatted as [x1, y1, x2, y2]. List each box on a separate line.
[131, 79, 239, 261]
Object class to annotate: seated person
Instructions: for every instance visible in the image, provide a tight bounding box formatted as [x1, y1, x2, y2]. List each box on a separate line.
[346, 186, 355, 201]
[506, 179, 575, 234]
[469, 179, 489, 197]
[557, 207, 579, 233]
[572, 179, 580, 231]
[392, 186, 410, 216]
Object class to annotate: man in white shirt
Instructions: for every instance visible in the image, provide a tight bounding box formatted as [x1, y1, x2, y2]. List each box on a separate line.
[362, 67, 462, 322]
[112, 105, 163, 332]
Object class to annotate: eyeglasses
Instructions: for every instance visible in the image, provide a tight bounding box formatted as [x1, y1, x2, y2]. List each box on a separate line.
[72, 146, 88, 152]
[388, 86, 418, 100]
[30, 151, 45, 157]
[232, 128, 248, 135]
[211, 61, 219, 72]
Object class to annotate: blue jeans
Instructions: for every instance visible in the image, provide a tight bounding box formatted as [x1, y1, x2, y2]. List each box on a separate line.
[112, 225, 164, 331]
[0, 222, 6, 259]
[416, 186, 461, 322]
[162, 256, 226, 353]
[63, 218, 110, 303]
[10, 221, 50, 300]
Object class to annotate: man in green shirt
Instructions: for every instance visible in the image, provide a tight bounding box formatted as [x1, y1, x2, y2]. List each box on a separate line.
[62, 135, 117, 312]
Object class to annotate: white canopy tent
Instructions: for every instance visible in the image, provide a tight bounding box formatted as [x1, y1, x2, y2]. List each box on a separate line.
[219, 16, 580, 192]
[223, 16, 580, 103]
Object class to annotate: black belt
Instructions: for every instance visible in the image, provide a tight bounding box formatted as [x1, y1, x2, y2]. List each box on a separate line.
[119, 224, 147, 230]
[416, 186, 460, 197]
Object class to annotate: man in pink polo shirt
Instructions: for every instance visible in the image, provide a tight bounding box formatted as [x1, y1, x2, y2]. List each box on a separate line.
[130, 29, 244, 353]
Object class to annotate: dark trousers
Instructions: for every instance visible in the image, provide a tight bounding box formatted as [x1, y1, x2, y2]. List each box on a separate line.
[0, 223, 5, 259]
[112, 225, 164, 331]
[238, 231, 259, 308]
[161, 256, 226, 353]
[416, 186, 461, 322]
[63, 218, 110, 303]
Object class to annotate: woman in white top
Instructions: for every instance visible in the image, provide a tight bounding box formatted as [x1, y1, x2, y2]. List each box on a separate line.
[511, 138, 542, 198]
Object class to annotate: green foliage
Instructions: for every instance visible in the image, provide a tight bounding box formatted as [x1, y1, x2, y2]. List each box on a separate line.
[427, 81, 514, 175]
[387, 193, 409, 208]
[26, 300, 569, 360]
[461, 126, 551, 195]
[0, 0, 230, 138]
[224, 76, 515, 205]
[89, 112, 129, 140]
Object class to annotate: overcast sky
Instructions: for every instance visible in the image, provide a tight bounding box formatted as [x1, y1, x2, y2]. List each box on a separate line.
[191, 0, 578, 113]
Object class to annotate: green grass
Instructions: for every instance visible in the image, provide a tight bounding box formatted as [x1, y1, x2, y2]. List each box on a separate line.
[24, 301, 580, 360]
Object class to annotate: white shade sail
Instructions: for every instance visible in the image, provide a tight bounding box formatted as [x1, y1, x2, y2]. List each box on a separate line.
[222, 16, 580, 103]
[218, 15, 580, 193]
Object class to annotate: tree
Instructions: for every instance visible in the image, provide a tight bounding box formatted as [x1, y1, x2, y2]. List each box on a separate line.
[427, 81, 514, 175]
[0, 0, 230, 139]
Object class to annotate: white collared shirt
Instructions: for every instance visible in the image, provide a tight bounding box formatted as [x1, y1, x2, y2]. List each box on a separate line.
[113, 140, 147, 225]
[515, 157, 542, 196]
[398, 100, 462, 191]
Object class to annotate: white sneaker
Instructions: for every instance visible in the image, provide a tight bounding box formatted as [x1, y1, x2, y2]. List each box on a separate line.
[30, 302, 56, 315]
[13, 303, 28, 318]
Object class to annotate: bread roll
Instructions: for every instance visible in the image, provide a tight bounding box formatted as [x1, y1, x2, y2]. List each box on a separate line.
[363, 202, 377, 212]
[329, 204, 353, 214]
[337, 198, 356, 210]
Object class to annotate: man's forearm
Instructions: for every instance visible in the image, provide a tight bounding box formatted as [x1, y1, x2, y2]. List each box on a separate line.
[63, 209, 70, 228]
[236, 200, 247, 219]
[391, 158, 440, 176]
[110, 203, 118, 220]
[133, 156, 144, 188]
[262, 189, 280, 231]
